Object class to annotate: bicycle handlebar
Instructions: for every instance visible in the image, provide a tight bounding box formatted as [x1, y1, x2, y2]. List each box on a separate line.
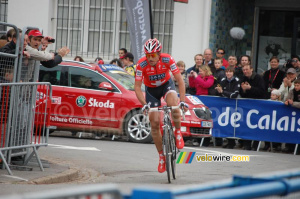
[149, 105, 180, 112]
[148, 105, 186, 121]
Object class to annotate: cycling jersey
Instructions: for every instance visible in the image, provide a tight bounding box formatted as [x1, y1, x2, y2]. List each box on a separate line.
[124, 64, 136, 76]
[135, 53, 180, 87]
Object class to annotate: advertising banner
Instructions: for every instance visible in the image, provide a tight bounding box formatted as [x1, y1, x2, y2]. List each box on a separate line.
[196, 96, 300, 144]
[124, 0, 152, 63]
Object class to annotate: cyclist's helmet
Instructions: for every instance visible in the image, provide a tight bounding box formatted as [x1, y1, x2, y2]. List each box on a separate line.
[144, 38, 162, 54]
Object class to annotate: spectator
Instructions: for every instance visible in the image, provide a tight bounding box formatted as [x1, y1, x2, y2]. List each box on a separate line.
[79, 76, 92, 88]
[95, 57, 104, 64]
[0, 28, 23, 54]
[240, 64, 265, 150]
[172, 60, 188, 93]
[188, 65, 214, 96]
[285, 55, 300, 73]
[203, 48, 215, 74]
[209, 58, 225, 96]
[110, 58, 122, 68]
[235, 55, 251, 80]
[262, 89, 282, 151]
[6, 28, 16, 42]
[0, 67, 14, 83]
[74, 56, 84, 62]
[119, 48, 127, 58]
[285, 78, 300, 108]
[188, 65, 214, 147]
[122, 52, 136, 76]
[24, 30, 70, 80]
[282, 79, 300, 154]
[212, 63, 234, 147]
[119, 48, 127, 66]
[228, 55, 238, 68]
[263, 56, 285, 99]
[215, 66, 240, 99]
[215, 48, 229, 68]
[186, 54, 204, 95]
[26, 30, 54, 61]
[270, 89, 281, 101]
[278, 68, 298, 102]
[214, 58, 225, 84]
[215, 66, 240, 149]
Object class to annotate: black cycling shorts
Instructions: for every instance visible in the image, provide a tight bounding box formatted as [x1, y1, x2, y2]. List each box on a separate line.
[145, 78, 176, 108]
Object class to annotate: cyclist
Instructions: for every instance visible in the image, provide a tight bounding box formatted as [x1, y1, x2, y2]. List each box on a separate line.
[134, 38, 188, 173]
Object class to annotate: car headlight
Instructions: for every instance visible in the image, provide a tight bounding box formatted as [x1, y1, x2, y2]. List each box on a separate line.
[185, 110, 191, 116]
[180, 109, 191, 116]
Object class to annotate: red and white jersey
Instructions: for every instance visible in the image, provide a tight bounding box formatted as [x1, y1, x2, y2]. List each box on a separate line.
[135, 53, 180, 87]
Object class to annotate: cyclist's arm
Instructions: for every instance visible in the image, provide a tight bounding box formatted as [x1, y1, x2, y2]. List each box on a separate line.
[173, 73, 186, 102]
[134, 80, 147, 105]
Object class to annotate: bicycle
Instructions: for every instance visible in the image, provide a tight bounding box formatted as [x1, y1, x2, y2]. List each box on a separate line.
[149, 105, 185, 183]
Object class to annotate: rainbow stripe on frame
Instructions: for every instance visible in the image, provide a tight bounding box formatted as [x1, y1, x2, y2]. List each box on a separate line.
[176, 152, 195, 164]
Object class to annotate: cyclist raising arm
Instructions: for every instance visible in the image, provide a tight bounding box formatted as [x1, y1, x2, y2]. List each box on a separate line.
[134, 38, 188, 173]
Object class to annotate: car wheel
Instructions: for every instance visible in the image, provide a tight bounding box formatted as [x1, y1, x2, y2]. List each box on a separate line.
[125, 110, 152, 143]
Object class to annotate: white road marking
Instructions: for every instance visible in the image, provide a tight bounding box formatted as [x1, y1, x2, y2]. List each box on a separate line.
[183, 147, 267, 157]
[48, 144, 101, 151]
[1, 175, 28, 181]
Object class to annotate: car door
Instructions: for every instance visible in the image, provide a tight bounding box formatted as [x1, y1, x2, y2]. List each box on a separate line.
[64, 66, 122, 131]
[39, 65, 67, 128]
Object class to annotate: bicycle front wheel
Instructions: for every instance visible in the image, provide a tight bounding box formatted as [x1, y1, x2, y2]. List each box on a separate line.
[163, 127, 171, 183]
[170, 128, 177, 180]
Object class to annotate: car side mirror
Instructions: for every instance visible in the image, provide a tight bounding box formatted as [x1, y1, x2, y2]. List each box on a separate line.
[99, 82, 113, 91]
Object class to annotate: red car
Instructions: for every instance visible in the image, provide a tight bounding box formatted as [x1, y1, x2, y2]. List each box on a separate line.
[38, 61, 212, 143]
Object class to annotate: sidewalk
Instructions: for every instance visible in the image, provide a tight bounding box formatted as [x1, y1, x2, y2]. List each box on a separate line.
[0, 158, 79, 184]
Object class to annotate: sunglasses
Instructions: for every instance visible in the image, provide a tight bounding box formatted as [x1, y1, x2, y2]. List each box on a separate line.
[217, 52, 225, 55]
[146, 53, 158, 58]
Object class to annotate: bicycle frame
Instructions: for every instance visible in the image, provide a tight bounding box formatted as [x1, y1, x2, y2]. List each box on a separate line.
[149, 105, 180, 183]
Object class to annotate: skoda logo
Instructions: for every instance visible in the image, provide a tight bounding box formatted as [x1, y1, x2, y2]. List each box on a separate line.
[76, 96, 86, 107]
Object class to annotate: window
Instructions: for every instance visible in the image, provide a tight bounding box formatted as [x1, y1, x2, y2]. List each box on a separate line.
[39, 65, 62, 85]
[68, 66, 118, 91]
[55, 0, 174, 60]
[0, 0, 8, 32]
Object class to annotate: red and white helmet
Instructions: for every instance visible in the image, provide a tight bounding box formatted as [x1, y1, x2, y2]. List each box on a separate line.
[144, 38, 162, 54]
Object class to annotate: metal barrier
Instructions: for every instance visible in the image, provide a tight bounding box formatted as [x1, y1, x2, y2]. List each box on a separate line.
[0, 170, 300, 199]
[0, 184, 122, 199]
[129, 170, 300, 199]
[0, 82, 52, 175]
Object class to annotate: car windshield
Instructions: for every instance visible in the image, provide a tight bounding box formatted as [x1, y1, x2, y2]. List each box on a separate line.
[104, 70, 145, 91]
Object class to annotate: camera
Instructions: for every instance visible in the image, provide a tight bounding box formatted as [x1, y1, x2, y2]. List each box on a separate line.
[48, 38, 55, 43]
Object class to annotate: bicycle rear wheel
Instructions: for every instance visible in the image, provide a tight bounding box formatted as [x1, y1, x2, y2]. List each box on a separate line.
[163, 127, 171, 183]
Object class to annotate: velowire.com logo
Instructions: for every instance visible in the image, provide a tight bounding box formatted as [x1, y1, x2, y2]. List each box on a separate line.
[176, 152, 250, 164]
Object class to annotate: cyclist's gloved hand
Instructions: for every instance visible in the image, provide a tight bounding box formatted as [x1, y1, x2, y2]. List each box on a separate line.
[179, 101, 189, 109]
[142, 104, 150, 114]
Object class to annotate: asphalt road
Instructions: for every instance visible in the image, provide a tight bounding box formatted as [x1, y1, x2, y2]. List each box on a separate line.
[1, 132, 300, 197]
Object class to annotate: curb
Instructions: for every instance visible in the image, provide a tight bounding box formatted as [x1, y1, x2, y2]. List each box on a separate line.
[31, 168, 79, 184]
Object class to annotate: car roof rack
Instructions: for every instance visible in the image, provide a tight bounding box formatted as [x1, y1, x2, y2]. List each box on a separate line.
[62, 60, 94, 67]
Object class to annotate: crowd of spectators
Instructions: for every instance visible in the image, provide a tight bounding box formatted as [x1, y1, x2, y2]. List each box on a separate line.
[181, 48, 300, 154]
[74, 45, 299, 154]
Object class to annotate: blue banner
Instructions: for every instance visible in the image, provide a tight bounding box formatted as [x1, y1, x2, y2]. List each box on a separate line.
[196, 96, 300, 144]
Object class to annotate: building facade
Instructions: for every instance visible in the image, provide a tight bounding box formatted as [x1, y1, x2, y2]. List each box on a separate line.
[4, 0, 300, 73]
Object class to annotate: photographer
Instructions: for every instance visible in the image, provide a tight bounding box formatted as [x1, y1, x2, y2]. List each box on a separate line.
[284, 55, 300, 74]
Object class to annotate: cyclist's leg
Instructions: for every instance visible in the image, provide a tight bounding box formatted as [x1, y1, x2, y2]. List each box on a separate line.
[149, 111, 162, 151]
[146, 86, 165, 173]
[163, 80, 184, 149]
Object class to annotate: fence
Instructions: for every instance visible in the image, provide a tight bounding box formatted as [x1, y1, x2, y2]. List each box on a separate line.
[0, 82, 52, 175]
[0, 22, 52, 174]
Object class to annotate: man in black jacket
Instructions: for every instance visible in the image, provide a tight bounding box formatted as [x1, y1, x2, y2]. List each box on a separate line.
[240, 64, 265, 150]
